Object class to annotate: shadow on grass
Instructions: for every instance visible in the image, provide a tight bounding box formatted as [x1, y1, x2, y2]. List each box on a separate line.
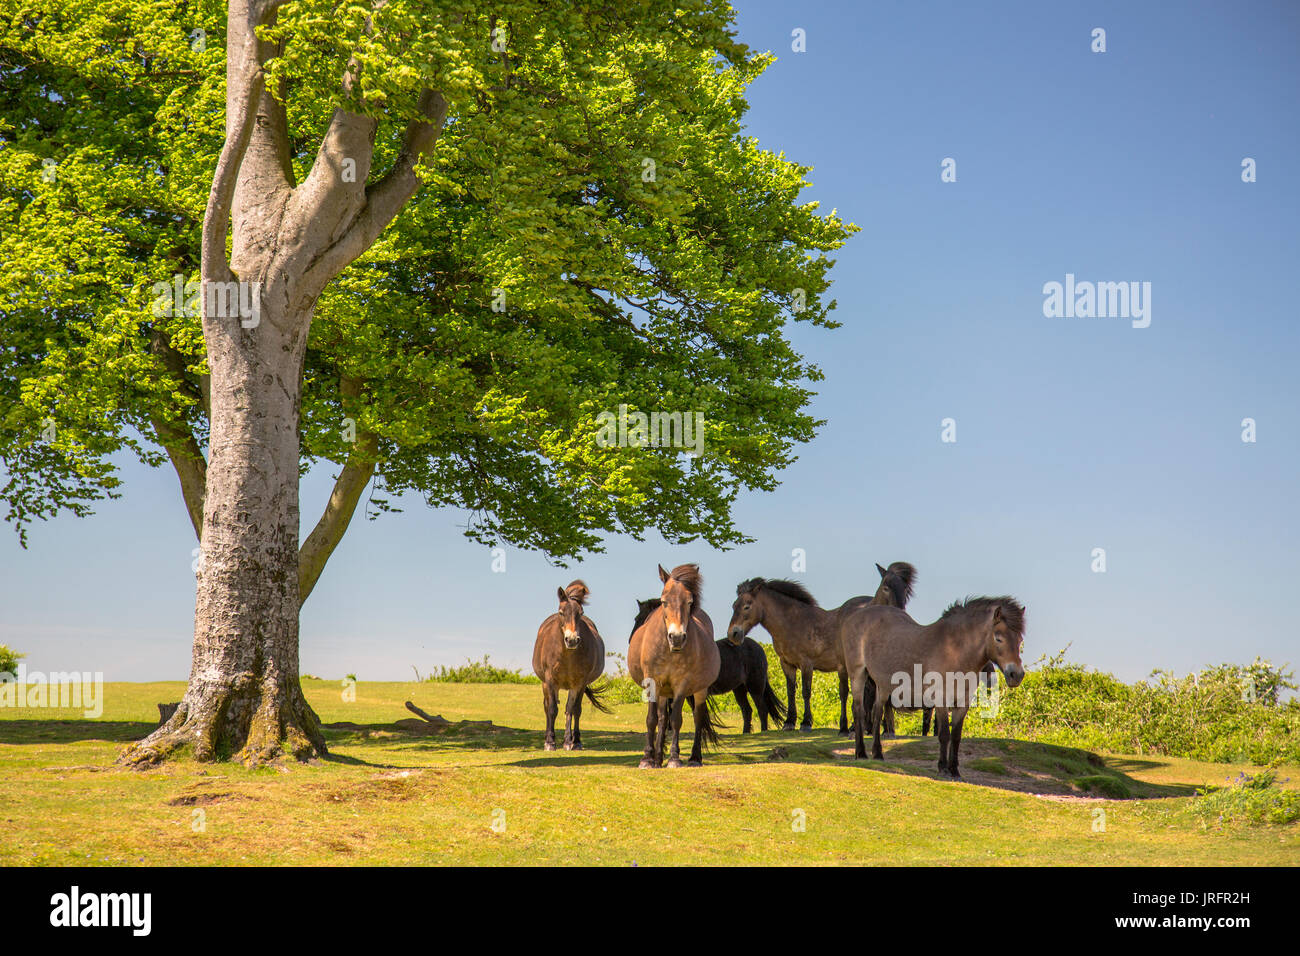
[0, 720, 157, 745]
[831, 735, 1198, 800]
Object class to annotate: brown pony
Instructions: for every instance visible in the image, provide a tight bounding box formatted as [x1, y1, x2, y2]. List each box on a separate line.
[840, 596, 1026, 778]
[628, 564, 721, 767]
[531, 580, 610, 751]
[727, 578, 874, 733]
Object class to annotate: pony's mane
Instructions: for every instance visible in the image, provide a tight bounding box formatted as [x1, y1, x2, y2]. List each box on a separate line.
[878, 562, 916, 607]
[565, 580, 590, 605]
[632, 598, 661, 633]
[941, 596, 1025, 636]
[736, 577, 818, 607]
[666, 563, 703, 604]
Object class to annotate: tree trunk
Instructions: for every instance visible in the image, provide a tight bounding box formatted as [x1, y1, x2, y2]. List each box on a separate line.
[120, 0, 447, 767]
[123, 298, 326, 766]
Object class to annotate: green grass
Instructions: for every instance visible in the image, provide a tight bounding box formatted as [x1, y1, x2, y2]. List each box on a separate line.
[1, 680, 1297, 866]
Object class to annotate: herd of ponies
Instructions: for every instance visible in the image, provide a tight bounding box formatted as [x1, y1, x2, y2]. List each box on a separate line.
[533, 562, 1027, 779]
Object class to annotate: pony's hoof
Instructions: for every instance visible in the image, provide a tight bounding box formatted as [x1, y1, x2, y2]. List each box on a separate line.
[838, 728, 850, 736]
[666, 758, 683, 769]
[782, 724, 796, 732]
[799, 725, 813, 734]
[882, 732, 898, 740]
[638, 758, 655, 769]
[686, 759, 702, 767]
[570, 741, 583, 751]
[544, 741, 556, 751]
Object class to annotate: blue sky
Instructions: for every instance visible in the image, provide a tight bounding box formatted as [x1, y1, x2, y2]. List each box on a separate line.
[3, 0, 1298, 684]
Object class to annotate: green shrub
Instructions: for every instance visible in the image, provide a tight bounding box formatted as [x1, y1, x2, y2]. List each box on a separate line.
[422, 655, 540, 684]
[1193, 768, 1300, 825]
[0, 644, 22, 675]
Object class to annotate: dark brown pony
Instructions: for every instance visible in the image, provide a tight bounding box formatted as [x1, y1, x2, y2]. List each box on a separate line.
[868, 563, 995, 738]
[531, 580, 610, 751]
[840, 596, 1026, 778]
[870, 562, 915, 737]
[727, 578, 873, 733]
[628, 564, 721, 767]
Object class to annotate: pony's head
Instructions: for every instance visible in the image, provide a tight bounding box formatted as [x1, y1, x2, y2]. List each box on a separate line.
[872, 561, 917, 609]
[946, 596, 1025, 687]
[658, 563, 701, 651]
[555, 580, 588, 649]
[729, 577, 816, 644]
[728, 578, 766, 644]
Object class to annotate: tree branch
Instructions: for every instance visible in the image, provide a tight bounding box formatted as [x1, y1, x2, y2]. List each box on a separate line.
[298, 377, 378, 603]
[302, 89, 450, 289]
[201, 0, 279, 285]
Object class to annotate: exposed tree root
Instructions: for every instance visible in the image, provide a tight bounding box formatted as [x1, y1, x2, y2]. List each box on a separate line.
[119, 678, 327, 768]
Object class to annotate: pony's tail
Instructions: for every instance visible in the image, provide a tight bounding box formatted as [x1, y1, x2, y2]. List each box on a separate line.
[583, 680, 614, 715]
[693, 694, 726, 750]
[762, 684, 787, 726]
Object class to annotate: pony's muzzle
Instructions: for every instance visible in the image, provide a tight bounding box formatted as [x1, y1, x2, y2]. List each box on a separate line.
[563, 628, 579, 649]
[726, 631, 744, 646]
[666, 624, 687, 650]
[1002, 664, 1025, 687]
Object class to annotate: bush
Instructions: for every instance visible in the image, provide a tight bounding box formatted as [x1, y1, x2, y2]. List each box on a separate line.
[0, 644, 23, 675]
[1193, 768, 1300, 825]
[987, 651, 1300, 764]
[422, 655, 539, 684]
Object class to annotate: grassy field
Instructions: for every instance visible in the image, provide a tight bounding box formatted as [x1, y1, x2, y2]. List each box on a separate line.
[1, 679, 1297, 866]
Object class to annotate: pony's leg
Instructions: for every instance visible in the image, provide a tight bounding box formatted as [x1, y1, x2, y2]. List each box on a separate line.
[749, 685, 766, 732]
[572, 691, 587, 749]
[837, 669, 850, 735]
[655, 697, 672, 767]
[935, 707, 951, 773]
[666, 697, 686, 768]
[639, 700, 658, 768]
[882, 700, 897, 738]
[734, 687, 753, 733]
[688, 691, 708, 765]
[800, 666, 814, 731]
[752, 669, 771, 731]
[921, 707, 932, 737]
[543, 683, 559, 751]
[562, 689, 576, 750]
[781, 661, 798, 730]
[851, 670, 869, 760]
[869, 691, 886, 760]
[947, 709, 967, 779]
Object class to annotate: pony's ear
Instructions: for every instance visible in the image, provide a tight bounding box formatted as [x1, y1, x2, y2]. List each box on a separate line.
[876, 563, 887, 578]
[557, 586, 568, 603]
[992, 605, 1004, 623]
[658, 564, 670, 583]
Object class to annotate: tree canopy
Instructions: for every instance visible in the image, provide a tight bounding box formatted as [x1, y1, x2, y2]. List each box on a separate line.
[1, 0, 856, 586]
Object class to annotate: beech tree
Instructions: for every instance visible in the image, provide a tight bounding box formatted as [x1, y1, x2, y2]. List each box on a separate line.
[0, 0, 856, 764]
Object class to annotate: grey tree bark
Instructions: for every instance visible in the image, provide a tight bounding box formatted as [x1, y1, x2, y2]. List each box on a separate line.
[122, 0, 447, 765]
